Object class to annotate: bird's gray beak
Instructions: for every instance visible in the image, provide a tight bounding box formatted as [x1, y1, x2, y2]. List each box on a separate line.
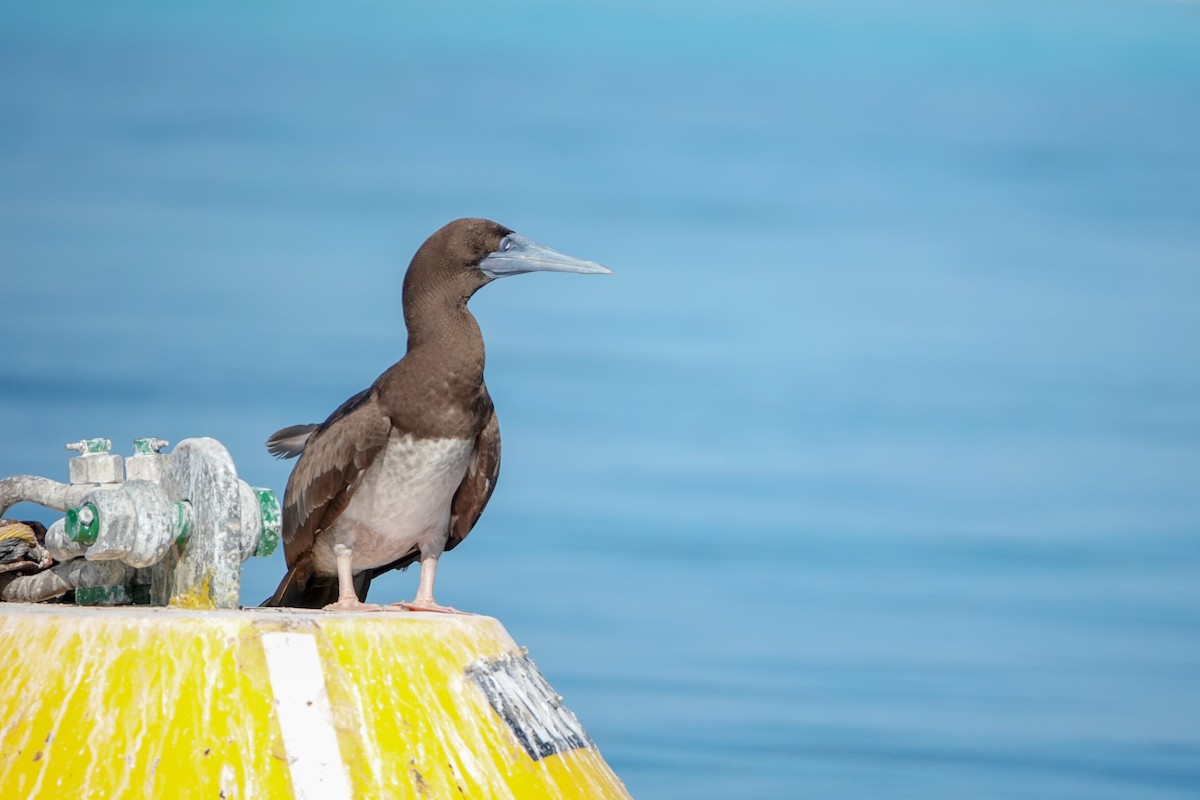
[479, 233, 613, 279]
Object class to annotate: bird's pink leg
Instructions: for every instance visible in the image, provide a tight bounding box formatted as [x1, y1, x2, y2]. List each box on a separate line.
[323, 544, 381, 612]
[385, 553, 472, 614]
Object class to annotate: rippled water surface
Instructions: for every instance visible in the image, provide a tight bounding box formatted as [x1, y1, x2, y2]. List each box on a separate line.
[2, 2, 1199, 797]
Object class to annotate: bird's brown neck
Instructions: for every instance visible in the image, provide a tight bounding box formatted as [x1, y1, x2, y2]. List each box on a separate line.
[405, 290, 483, 356]
[374, 306, 487, 437]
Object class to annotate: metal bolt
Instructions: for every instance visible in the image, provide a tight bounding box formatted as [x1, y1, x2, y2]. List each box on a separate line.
[253, 488, 281, 557]
[66, 438, 113, 455]
[67, 503, 100, 545]
[172, 501, 192, 545]
[132, 438, 170, 455]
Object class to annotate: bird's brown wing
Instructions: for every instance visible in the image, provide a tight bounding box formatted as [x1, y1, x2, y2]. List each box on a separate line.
[446, 405, 501, 553]
[281, 389, 392, 568]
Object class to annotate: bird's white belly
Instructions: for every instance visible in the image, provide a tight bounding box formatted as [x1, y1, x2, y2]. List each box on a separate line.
[315, 434, 474, 572]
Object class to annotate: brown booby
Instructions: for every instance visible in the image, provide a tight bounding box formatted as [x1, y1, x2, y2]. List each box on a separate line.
[262, 218, 610, 611]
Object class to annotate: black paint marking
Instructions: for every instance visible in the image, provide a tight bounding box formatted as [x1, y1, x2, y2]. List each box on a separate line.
[466, 652, 592, 762]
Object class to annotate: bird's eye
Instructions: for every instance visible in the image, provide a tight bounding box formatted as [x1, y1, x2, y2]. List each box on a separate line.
[500, 238, 513, 252]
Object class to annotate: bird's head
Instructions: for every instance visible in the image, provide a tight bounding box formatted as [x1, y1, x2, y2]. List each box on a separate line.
[403, 218, 611, 307]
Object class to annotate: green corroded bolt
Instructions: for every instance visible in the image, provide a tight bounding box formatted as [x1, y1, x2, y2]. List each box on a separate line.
[66, 438, 113, 455]
[133, 437, 170, 455]
[254, 488, 280, 557]
[172, 501, 192, 545]
[67, 503, 100, 544]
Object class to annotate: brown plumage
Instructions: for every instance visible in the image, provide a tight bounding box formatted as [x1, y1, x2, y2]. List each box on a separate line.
[262, 218, 609, 611]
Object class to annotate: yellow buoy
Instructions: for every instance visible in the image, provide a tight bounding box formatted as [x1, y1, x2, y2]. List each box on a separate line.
[0, 605, 631, 799]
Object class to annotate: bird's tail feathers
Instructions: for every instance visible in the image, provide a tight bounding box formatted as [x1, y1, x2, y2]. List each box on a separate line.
[265, 424, 319, 460]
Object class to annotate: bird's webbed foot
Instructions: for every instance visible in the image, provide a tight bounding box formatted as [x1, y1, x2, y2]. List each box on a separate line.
[321, 598, 383, 612]
[384, 600, 473, 615]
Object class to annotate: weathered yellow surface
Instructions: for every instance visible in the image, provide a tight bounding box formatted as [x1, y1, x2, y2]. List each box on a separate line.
[0, 605, 631, 799]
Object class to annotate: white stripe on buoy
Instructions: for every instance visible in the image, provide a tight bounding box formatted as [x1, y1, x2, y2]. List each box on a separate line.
[261, 632, 352, 800]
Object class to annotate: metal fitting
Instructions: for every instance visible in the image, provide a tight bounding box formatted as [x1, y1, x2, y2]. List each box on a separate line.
[127, 438, 171, 481]
[6, 436, 280, 609]
[66, 438, 124, 485]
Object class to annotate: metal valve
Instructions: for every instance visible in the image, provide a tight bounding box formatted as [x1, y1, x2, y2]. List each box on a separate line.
[2, 437, 280, 608]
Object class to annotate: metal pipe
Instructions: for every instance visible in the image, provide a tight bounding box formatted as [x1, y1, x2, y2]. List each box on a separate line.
[0, 475, 94, 518]
[0, 560, 132, 603]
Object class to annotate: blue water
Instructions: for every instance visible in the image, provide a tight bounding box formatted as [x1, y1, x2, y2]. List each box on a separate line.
[2, 1, 1199, 797]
